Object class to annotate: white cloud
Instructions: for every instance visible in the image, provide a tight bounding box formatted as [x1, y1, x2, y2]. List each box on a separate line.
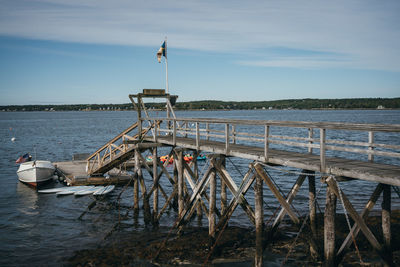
[1, 0, 399, 71]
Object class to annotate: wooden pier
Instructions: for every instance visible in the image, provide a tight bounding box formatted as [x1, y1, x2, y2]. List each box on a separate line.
[66, 90, 400, 266]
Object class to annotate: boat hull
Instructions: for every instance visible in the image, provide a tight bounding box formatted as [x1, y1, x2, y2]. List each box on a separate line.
[17, 161, 55, 187]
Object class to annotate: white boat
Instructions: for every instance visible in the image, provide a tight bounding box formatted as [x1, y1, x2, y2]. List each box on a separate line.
[93, 185, 115, 196]
[17, 160, 55, 187]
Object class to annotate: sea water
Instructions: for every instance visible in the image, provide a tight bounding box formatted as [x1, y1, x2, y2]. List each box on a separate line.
[0, 109, 399, 265]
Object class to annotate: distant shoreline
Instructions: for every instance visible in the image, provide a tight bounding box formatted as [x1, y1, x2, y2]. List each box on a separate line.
[1, 108, 399, 112]
[1, 97, 399, 111]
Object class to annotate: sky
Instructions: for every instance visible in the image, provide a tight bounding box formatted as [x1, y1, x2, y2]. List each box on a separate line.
[0, 0, 399, 105]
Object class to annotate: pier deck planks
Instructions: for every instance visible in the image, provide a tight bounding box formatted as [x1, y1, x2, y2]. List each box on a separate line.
[144, 136, 400, 187]
[54, 160, 132, 185]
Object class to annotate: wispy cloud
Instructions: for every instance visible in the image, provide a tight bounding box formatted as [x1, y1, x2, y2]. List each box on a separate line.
[1, 0, 399, 71]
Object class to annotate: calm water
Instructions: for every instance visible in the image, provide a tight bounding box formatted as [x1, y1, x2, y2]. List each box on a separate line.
[0, 109, 399, 266]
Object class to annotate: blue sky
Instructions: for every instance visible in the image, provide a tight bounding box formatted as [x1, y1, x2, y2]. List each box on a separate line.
[0, 0, 399, 105]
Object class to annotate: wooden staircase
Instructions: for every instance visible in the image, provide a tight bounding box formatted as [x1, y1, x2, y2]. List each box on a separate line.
[86, 121, 154, 176]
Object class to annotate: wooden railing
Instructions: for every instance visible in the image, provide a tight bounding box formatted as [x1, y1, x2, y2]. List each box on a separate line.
[86, 120, 163, 175]
[86, 122, 139, 175]
[142, 117, 400, 172]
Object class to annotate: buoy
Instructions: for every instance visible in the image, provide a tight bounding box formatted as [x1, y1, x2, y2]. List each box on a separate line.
[11, 137, 16, 142]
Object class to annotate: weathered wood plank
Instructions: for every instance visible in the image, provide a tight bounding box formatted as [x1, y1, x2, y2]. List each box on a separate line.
[254, 163, 300, 225]
[272, 173, 306, 227]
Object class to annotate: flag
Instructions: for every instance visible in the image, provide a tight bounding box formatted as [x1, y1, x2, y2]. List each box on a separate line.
[157, 41, 167, 63]
[16, 153, 30, 164]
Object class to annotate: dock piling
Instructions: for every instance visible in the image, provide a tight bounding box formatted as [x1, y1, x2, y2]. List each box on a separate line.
[255, 169, 263, 267]
[324, 181, 337, 267]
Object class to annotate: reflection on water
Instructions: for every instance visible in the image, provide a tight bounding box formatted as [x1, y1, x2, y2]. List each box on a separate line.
[16, 182, 39, 216]
[0, 110, 399, 265]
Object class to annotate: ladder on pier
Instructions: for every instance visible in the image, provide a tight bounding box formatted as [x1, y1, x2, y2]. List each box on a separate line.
[86, 121, 154, 176]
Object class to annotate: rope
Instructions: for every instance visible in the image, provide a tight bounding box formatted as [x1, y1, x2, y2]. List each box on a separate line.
[333, 176, 364, 265]
[280, 180, 324, 267]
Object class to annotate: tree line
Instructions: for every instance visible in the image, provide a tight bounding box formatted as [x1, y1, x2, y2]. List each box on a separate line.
[1, 97, 399, 111]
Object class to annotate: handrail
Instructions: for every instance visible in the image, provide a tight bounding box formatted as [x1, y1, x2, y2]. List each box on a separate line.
[141, 117, 400, 172]
[87, 122, 138, 161]
[86, 120, 161, 175]
[142, 117, 400, 132]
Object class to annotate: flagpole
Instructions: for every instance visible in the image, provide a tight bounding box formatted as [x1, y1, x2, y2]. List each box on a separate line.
[165, 37, 169, 94]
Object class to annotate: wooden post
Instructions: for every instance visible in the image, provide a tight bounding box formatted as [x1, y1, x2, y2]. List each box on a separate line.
[177, 150, 184, 218]
[255, 170, 263, 267]
[220, 155, 227, 215]
[368, 131, 374, 162]
[382, 184, 392, 261]
[320, 128, 326, 173]
[209, 165, 217, 240]
[173, 119, 177, 146]
[154, 120, 158, 142]
[152, 147, 159, 225]
[172, 158, 178, 211]
[133, 148, 140, 211]
[136, 149, 151, 224]
[133, 176, 139, 211]
[193, 150, 203, 222]
[232, 124, 236, 144]
[308, 174, 318, 259]
[264, 125, 269, 162]
[324, 183, 337, 267]
[137, 96, 142, 139]
[225, 123, 230, 154]
[196, 122, 200, 150]
[308, 128, 313, 154]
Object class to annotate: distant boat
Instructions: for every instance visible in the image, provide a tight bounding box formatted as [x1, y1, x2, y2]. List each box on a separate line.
[17, 160, 55, 187]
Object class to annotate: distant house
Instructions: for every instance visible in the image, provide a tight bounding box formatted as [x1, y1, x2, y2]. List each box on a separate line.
[377, 105, 385, 110]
